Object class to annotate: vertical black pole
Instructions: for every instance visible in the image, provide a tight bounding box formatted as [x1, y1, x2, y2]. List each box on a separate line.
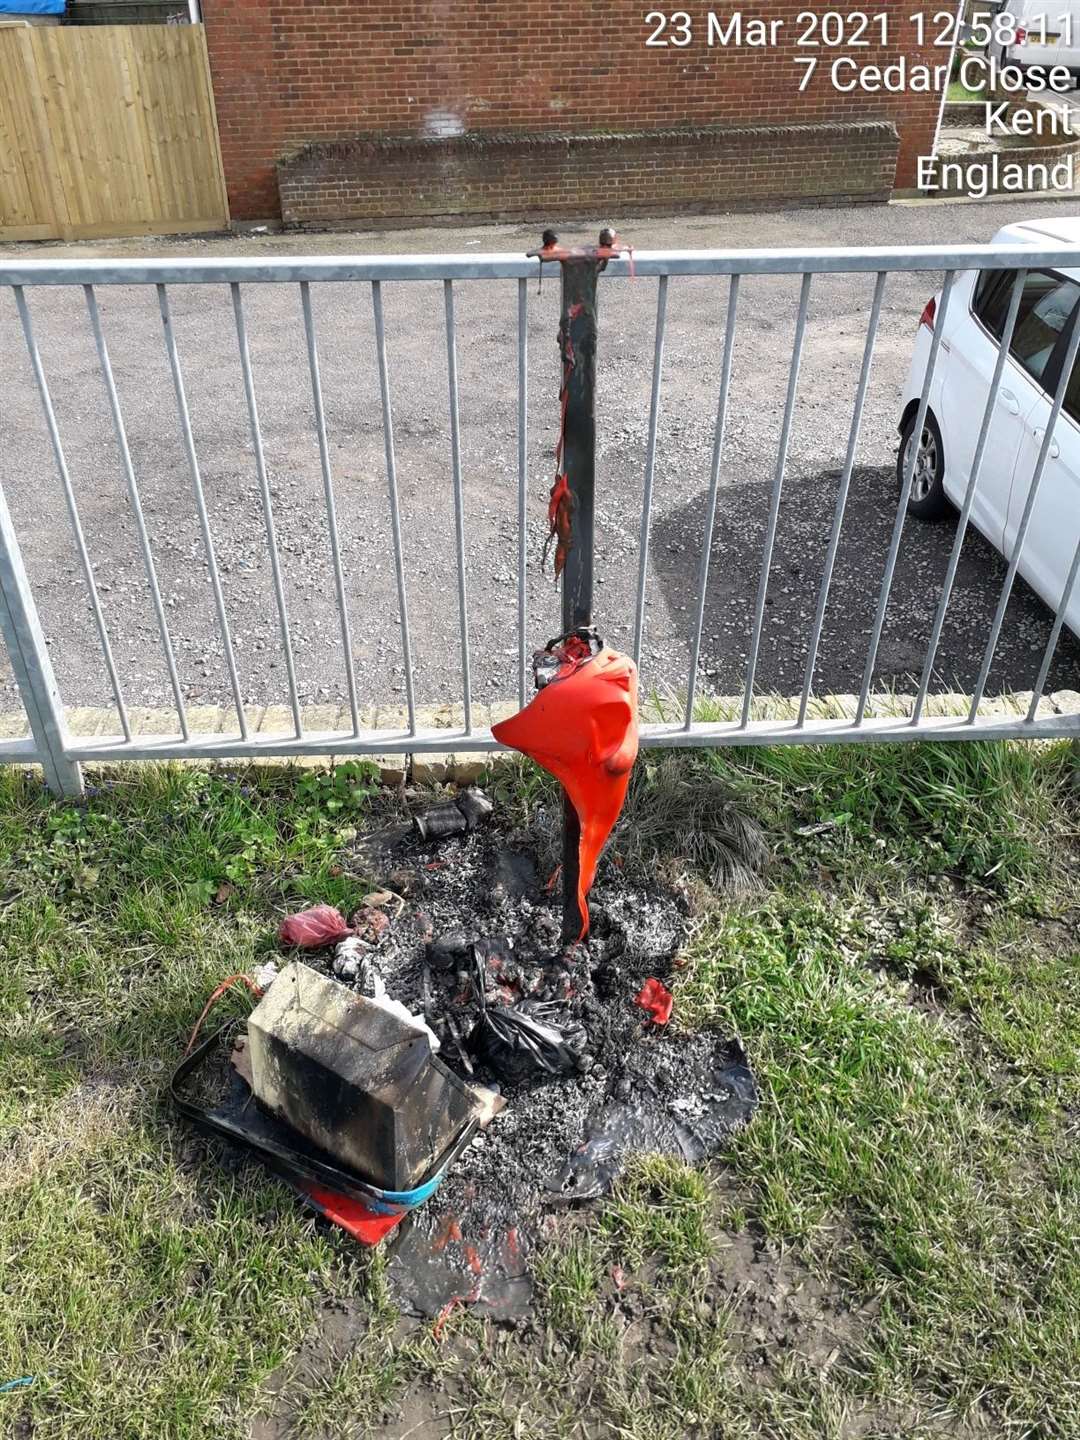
[559, 259, 599, 944]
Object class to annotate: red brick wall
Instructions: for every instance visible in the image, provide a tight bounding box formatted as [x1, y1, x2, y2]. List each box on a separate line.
[203, 2, 946, 222]
[278, 121, 900, 228]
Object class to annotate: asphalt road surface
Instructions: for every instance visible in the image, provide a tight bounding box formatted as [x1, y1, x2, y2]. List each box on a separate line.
[2, 196, 1079, 728]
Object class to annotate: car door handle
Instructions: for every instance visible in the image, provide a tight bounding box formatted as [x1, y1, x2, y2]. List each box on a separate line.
[1032, 426, 1060, 458]
[998, 389, 1021, 415]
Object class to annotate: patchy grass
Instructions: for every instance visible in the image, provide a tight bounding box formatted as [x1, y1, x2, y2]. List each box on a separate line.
[1, 741, 1078, 1439]
[619, 749, 769, 897]
[946, 78, 985, 103]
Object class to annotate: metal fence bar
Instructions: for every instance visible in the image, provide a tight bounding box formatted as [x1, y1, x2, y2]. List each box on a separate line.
[912, 269, 1027, 725]
[1028, 532, 1080, 722]
[84, 283, 189, 741]
[969, 299, 1080, 721]
[797, 271, 886, 727]
[741, 271, 813, 728]
[14, 286, 132, 741]
[443, 280, 473, 733]
[517, 277, 528, 710]
[9, 242, 1080, 287]
[157, 284, 248, 739]
[856, 269, 956, 727]
[685, 274, 740, 729]
[58, 703, 1080, 766]
[300, 282, 360, 736]
[632, 275, 669, 671]
[232, 282, 303, 739]
[372, 280, 417, 735]
[0, 485, 82, 795]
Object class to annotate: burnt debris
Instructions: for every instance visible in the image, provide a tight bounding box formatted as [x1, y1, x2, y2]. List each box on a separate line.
[246, 960, 490, 1192]
[411, 785, 494, 842]
[290, 788, 757, 1318]
[173, 784, 757, 1320]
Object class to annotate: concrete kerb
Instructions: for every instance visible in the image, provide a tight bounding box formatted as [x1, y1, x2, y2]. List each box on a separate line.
[0, 691, 1074, 788]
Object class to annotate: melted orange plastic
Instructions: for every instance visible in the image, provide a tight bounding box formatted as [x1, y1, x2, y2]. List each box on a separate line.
[546, 472, 573, 578]
[492, 647, 638, 939]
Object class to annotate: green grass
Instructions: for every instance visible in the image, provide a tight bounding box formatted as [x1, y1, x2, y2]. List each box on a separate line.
[947, 78, 986, 103]
[1, 742, 1078, 1438]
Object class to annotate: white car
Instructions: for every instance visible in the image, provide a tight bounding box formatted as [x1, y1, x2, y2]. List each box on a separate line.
[992, 0, 1080, 80]
[899, 216, 1080, 637]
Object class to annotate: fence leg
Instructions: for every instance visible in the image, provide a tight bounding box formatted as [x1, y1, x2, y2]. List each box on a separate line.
[0, 488, 82, 797]
[558, 254, 599, 944]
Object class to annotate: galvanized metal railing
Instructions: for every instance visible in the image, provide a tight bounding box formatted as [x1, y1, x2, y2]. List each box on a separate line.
[2, 242, 1080, 796]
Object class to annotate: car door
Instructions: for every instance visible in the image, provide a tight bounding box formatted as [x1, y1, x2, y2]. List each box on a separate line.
[1005, 281, 1080, 635]
[939, 269, 1059, 546]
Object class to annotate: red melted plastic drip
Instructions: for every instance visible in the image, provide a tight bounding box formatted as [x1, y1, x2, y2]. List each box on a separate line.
[432, 1214, 463, 1252]
[635, 977, 673, 1026]
[432, 1295, 464, 1340]
[546, 472, 572, 578]
[492, 646, 638, 939]
[544, 299, 591, 578]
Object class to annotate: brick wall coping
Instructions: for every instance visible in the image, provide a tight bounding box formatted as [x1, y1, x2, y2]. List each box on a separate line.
[278, 118, 899, 169]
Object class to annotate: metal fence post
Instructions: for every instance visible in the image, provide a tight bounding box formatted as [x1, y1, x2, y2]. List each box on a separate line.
[528, 228, 628, 943]
[0, 487, 83, 796]
[557, 248, 600, 944]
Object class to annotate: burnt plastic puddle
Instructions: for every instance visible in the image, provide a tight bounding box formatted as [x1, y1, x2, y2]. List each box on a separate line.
[388, 1030, 755, 1321]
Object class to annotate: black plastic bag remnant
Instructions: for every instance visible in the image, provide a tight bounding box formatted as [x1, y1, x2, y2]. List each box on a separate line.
[544, 1038, 757, 1202]
[468, 943, 589, 1082]
[473, 999, 590, 1082]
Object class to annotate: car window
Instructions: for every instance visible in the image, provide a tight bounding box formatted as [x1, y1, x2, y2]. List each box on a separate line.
[1012, 276, 1078, 383]
[973, 270, 1016, 337]
[973, 269, 1080, 388]
[1063, 344, 1080, 425]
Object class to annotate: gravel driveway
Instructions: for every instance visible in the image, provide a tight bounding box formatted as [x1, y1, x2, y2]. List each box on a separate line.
[2, 197, 1079, 729]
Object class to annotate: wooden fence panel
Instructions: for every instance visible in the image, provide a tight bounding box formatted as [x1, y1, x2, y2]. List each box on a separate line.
[0, 24, 228, 241]
[0, 27, 69, 240]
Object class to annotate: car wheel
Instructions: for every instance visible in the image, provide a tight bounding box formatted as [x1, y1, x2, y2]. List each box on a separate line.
[899, 410, 949, 521]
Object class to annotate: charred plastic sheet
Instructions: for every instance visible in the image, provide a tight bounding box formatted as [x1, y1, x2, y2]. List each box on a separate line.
[546, 1035, 756, 1202]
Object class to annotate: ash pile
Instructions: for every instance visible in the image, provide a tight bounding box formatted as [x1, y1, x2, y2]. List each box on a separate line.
[285, 785, 757, 1322]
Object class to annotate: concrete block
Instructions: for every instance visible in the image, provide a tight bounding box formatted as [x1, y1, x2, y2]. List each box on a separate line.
[125, 707, 186, 737]
[371, 705, 412, 735]
[410, 752, 453, 785]
[450, 755, 495, 785]
[0, 710, 30, 740]
[488, 699, 519, 728]
[818, 693, 858, 720]
[64, 706, 111, 737]
[302, 704, 352, 736]
[374, 754, 409, 785]
[418, 702, 465, 731]
[185, 705, 230, 734]
[258, 705, 300, 738]
[921, 692, 968, 718]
